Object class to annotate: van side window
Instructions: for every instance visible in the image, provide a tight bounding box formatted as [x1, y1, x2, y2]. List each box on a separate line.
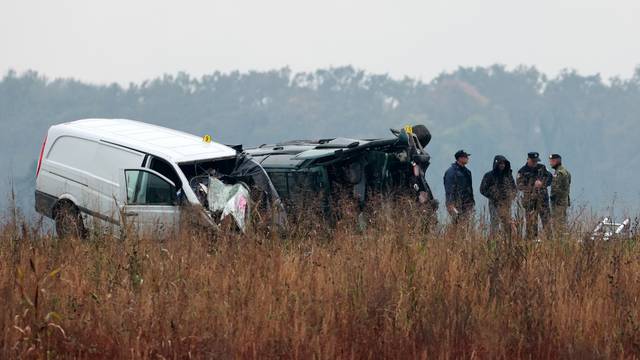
[149, 157, 182, 188]
[125, 170, 176, 205]
[48, 136, 97, 167]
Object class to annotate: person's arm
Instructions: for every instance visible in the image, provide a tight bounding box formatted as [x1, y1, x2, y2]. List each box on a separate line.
[567, 171, 572, 206]
[469, 172, 475, 205]
[558, 170, 571, 202]
[516, 170, 526, 192]
[533, 166, 550, 189]
[444, 169, 457, 209]
[508, 173, 517, 201]
[479, 173, 491, 199]
[542, 167, 552, 187]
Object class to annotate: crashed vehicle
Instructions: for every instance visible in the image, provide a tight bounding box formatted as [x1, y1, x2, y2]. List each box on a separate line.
[590, 217, 633, 241]
[35, 119, 284, 237]
[245, 125, 438, 224]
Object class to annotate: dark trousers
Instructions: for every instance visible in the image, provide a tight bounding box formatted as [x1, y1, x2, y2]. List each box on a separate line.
[489, 201, 512, 238]
[524, 201, 551, 240]
[449, 205, 474, 227]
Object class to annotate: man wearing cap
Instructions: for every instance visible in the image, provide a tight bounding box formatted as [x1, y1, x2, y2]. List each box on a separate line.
[444, 150, 475, 224]
[517, 152, 552, 240]
[549, 154, 571, 236]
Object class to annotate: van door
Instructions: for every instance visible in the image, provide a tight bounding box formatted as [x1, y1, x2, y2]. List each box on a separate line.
[120, 168, 180, 237]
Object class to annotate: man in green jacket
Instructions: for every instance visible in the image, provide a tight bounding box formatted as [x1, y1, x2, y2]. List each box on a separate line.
[549, 154, 571, 236]
[517, 152, 552, 240]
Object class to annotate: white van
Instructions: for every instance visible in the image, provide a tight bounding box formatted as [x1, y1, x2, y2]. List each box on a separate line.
[35, 119, 279, 237]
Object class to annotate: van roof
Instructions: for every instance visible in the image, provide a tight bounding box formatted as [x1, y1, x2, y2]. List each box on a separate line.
[58, 119, 237, 162]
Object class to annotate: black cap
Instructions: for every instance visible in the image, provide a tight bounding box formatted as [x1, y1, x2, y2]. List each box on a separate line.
[527, 152, 540, 161]
[455, 150, 471, 159]
[549, 153, 562, 160]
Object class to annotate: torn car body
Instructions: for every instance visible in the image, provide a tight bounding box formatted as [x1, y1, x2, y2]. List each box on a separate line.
[245, 126, 438, 222]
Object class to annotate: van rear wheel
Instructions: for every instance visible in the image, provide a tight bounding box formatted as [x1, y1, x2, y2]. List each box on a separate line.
[54, 202, 86, 239]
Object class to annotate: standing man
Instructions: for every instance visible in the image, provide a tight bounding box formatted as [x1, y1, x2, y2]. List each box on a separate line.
[480, 155, 517, 238]
[517, 152, 552, 240]
[444, 150, 475, 224]
[549, 154, 571, 236]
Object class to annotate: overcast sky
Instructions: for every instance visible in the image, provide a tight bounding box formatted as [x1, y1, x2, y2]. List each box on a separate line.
[1, 0, 639, 84]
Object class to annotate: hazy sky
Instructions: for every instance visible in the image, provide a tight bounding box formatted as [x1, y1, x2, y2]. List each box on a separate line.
[2, 0, 639, 84]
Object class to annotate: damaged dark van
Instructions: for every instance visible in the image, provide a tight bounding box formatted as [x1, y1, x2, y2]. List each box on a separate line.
[245, 125, 438, 226]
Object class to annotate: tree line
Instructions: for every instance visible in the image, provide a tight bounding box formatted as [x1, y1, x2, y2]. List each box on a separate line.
[1, 65, 638, 215]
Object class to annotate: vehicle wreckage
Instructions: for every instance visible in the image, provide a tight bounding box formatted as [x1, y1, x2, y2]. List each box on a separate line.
[590, 216, 633, 241]
[36, 119, 435, 237]
[245, 125, 438, 224]
[183, 151, 287, 231]
[35, 119, 285, 237]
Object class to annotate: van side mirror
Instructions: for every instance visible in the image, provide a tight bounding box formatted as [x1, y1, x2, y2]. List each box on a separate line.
[169, 185, 178, 205]
[175, 187, 188, 206]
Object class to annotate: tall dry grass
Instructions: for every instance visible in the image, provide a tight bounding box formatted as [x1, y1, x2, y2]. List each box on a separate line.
[1, 200, 639, 359]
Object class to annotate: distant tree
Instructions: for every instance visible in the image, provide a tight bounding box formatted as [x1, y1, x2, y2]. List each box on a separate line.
[1, 66, 639, 213]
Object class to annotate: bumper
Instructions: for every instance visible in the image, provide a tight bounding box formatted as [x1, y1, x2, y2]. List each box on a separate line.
[35, 190, 57, 218]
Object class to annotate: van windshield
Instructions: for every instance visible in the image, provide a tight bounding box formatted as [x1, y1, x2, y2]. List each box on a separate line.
[179, 157, 237, 185]
[179, 157, 238, 205]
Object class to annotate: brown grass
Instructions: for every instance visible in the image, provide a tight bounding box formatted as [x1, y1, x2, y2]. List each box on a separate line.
[1, 200, 639, 359]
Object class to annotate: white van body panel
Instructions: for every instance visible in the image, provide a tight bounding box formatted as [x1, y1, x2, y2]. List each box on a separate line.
[35, 118, 236, 236]
[64, 118, 236, 163]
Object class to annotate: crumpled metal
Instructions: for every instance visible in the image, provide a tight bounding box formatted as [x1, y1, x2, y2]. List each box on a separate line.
[207, 177, 250, 231]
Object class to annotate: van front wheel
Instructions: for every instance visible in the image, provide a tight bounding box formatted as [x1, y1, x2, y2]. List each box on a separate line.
[54, 201, 86, 239]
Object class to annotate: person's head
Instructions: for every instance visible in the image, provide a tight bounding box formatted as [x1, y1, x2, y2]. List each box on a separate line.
[526, 152, 540, 167]
[455, 150, 470, 166]
[549, 154, 562, 168]
[493, 155, 509, 173]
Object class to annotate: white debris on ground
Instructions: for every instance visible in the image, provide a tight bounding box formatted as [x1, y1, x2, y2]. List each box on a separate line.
[591, 216, 631, 241]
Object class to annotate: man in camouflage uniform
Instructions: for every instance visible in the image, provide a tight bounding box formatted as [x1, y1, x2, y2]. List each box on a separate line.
[517, 152, 552, 240]
[549, 154, 571, 236]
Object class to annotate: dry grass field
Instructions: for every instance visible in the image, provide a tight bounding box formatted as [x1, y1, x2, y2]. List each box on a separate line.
[1, 200, 639, 359]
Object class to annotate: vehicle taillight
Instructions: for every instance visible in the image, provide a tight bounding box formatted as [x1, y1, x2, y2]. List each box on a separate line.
[36, 135, 47, 178]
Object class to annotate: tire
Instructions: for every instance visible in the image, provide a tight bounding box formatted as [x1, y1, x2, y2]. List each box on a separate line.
[54, 201, 86, 239]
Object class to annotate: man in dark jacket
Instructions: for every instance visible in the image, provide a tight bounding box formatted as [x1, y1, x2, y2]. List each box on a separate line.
[444, 150, 475, 224]
[517, 152, 552, 240]
[480, 155, 516, 238]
